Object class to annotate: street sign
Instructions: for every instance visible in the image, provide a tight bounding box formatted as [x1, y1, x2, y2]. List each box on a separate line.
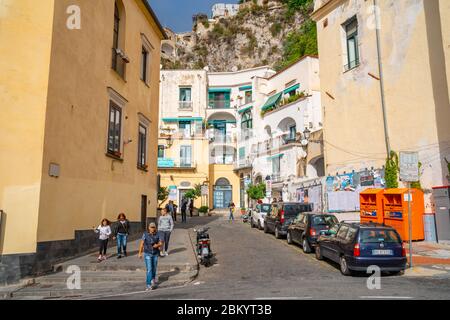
[399, 151, 419, 182]
[168, 186, 177, 201]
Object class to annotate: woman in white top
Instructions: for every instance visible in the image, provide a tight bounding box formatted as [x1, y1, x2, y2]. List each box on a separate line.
[94, 219, 112, 262]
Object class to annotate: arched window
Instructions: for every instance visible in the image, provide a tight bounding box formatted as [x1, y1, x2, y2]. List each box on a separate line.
[241, 110, 252, 130]
[216, 178, 231, 186]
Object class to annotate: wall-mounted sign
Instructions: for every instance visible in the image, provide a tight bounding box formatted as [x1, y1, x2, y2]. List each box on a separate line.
[399, 151, 419, 182]
[168, 186, 177, 201]
[180, 181, 191, 188]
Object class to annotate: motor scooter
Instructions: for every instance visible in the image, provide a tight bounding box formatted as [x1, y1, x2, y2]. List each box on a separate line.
[194, 227, 212, 267]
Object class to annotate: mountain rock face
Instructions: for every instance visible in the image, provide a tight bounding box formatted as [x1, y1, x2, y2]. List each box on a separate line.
[162, 0, 315, 72]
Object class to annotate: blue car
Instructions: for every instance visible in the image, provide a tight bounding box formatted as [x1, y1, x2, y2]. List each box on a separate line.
[315, 222, 407, 276]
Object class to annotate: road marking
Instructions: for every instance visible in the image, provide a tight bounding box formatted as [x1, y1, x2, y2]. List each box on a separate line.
[71, 283, 191, 300]
[359, 296, 413, 300]
[255, 297, 313, 300]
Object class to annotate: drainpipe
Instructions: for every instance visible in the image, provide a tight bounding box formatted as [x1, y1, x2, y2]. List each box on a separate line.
[374, 0, 391, 157]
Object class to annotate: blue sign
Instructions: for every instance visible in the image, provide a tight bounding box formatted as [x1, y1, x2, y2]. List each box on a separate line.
[158, 158, 175, 168]
[388, 211, 403, 219]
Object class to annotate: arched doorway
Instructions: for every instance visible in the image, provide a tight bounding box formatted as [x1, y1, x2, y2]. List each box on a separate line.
[213, 177, 232, 209]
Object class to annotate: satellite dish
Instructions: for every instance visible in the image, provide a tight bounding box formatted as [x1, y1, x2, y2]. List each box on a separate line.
[301, 139, 309, 146]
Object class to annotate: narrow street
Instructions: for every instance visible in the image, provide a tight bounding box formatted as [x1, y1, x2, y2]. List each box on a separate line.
[102, 215, 450, 300]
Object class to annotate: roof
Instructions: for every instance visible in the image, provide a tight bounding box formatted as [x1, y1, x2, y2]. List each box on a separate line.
[267, 55, 319, 80]
[141, 0, 168, 40]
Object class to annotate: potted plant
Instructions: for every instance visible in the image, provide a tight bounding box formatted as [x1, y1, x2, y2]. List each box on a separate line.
[199, 206, 209, 217]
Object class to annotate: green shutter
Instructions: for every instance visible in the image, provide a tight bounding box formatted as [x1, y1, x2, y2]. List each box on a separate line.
[239, 147, 246, 160]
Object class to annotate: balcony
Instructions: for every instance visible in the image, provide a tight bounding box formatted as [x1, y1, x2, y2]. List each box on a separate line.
[157, 158, 197, 169]
[233, 158, 253, 171]
[252, 135, 301, 157]
[178, 101, 193, 110]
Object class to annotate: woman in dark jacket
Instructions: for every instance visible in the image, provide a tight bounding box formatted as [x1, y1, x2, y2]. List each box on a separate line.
[113, 213, 130, 259]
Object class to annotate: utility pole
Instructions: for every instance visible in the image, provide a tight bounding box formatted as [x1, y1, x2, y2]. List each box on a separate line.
[373, 0, 391, 157]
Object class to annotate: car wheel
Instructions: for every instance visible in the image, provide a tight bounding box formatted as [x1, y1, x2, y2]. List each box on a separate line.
[258, 221, 262, 230]
[315, 245, 323, 260]
[250, 219, 255, 228]
[302, 237, 312, 253]
[340, 256, 352, 276]
[264, 224, 269, 234]
[287, 231, 293, 244]
[275, 227, 281, 239]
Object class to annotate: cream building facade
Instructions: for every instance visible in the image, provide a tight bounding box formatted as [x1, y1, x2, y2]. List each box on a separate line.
[0, 0, 166, 284]
[312, 0, 450, 214]
[158, 67, 274, 211]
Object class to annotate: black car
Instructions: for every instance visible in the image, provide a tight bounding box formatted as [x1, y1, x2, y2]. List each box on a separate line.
[264, 202, 313, 239]
[315, 222, 407, 276]
[287, 213, 339, 253]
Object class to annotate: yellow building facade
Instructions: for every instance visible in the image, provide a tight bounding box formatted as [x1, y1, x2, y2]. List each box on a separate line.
[312, 0, 450, 213]
[0, 0, 166, 284]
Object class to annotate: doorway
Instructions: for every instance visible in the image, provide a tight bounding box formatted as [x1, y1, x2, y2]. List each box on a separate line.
[213, 178, 232, 209]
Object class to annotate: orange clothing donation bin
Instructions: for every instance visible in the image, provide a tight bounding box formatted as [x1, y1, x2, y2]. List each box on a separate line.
[383, 188, 425, 241]
[360, 188, 385, 224]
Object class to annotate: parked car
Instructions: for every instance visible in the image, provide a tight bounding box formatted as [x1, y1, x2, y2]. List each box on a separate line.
[315, 222, 407, 276]
[250, 203, 271, 230]
[264, 202, 313, 239]
[287, 213, 339, 253]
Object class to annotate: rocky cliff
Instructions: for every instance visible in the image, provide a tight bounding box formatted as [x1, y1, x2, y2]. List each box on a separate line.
[162, 0, 317, 72]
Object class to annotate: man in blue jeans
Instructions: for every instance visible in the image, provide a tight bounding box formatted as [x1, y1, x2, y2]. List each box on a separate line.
[138, 222, 162, 291]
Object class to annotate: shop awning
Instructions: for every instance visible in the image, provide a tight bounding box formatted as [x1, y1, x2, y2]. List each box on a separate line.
[208, 88, 231, 93]
[238, 105, 253, 114]
[239, 85, 252, 91]
[267, 153, 284, 160]
[162, 117, 203, 122]
[283, 83, 300, 94]
[261, 92, 282, 112]
[208, 119, 237, 124]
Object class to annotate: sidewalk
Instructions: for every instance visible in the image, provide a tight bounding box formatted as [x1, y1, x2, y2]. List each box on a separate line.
[2, 227, 198, 299]
[404, 241, 450, 277]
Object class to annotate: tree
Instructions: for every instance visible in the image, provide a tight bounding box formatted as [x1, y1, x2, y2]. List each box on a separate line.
[185, 184, 202, 201]
[385, 151, 399, 188]
[158, 187, 169, 208]
[247, 183, 266, 201]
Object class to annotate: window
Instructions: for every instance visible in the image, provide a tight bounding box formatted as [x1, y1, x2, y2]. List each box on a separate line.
[208, 91, 231, 109]
[179, 87, 192, 109]
[180, 88, 192, 102]
[137, 124, 147, 168]
[241, 110, 252, 130]
[140, 46, 149, 83]
[179, 121, 192, 137]
[107, 101, 122, 156]
[157, 145, 165, 158]
[272, 157, 281, 177]
[245, 90, 252, 104]
[239, 147, 246, 160]
[344, 17, 359, 71]
[180, 145, 192, 167]
[111, 2, 125, 77]
[337, 225, 349, 240]
[289, 125, 297, 141]
[345, 227, 358, 242]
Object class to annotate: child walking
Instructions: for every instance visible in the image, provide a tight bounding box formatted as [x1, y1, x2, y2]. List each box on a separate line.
[95, 219, 112, 262]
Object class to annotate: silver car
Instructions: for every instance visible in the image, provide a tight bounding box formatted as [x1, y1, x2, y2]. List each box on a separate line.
[250, 203, 272, 230]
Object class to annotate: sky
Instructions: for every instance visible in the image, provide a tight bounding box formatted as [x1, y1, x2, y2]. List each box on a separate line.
[148, 0, 239, 33]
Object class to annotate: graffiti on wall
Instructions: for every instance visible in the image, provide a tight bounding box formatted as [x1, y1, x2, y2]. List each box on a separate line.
[326, 169, 385, 213]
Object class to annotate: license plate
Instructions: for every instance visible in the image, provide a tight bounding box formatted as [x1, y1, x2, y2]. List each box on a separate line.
[201, 247, 209, 255]
[372, 249, 393, 256]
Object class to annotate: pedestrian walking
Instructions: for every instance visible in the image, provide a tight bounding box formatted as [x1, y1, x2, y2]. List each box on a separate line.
[228, 202, 236, 222]
[173, 203, 178, 221]
[165, 200, 176, 221]
[189, 198, 194, 217]
[112, 213, 130, 259]
[181, 198, 187, 223]
[94, 218, 111, 262]
[138, 222, 162, 291]
[158, 208, 174, 256]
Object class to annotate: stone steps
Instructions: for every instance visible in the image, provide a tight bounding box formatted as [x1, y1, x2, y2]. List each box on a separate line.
[10, 271, 197, 299]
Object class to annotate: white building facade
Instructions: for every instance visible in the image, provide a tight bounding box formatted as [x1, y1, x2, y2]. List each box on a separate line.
[211, 3, 241, 19]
